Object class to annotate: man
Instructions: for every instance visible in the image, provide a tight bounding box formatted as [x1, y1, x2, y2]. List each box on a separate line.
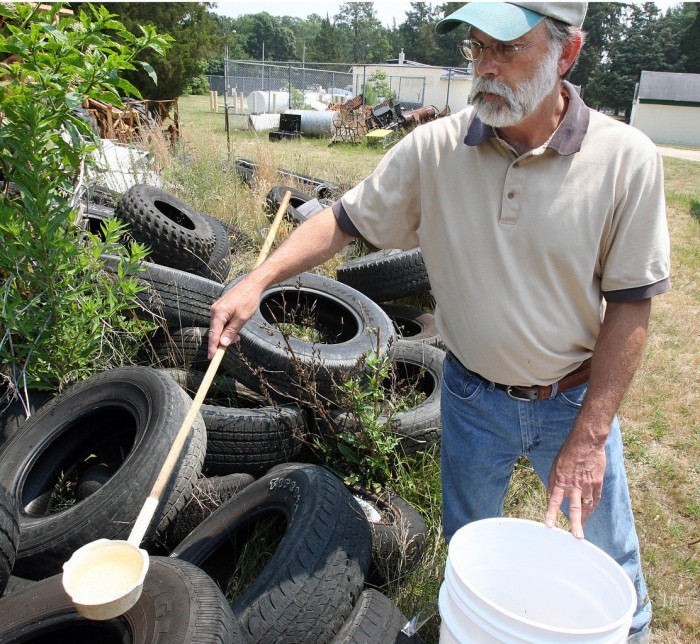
[209, 4, 669, 640]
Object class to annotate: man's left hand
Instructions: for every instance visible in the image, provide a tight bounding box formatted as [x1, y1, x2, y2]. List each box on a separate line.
[545, 433, 606, 539]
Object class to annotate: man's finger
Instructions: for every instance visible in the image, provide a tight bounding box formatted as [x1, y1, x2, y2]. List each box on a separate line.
[208, 305, 231, 358]
[208, 322, 223, 359]
[568, 492, 585, 540]
[545, 486, 564, 528]
[580, 491, 600, 526]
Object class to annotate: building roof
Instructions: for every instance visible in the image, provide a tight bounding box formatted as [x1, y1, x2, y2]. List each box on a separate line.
[385, 58, 431, 67]
[638, 71, 700, 104]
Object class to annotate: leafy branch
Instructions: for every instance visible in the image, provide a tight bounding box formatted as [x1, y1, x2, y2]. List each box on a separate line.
[0, 3, 170, 397]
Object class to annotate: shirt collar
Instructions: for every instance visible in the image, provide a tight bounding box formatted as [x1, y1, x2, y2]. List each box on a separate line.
[464, 81, 590, 155]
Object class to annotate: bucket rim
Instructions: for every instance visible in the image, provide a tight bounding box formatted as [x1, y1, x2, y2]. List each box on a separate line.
[446, 518, 637, 636]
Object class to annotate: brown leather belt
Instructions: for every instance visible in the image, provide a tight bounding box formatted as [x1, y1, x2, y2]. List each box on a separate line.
[495, 358, 593, 401]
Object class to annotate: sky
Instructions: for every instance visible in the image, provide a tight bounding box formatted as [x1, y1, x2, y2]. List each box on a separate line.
[213, 1, 416, 27]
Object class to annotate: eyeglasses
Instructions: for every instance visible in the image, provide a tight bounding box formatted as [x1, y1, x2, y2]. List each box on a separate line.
[458, 38, 542, 64]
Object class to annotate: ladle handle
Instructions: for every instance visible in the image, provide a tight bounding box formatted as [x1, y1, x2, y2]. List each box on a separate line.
[128, 345, 226, 547]
[256, 189, 291, 268]
[126, 190, 292, 548]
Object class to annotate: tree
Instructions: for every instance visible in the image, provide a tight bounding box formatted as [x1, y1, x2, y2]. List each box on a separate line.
[432, 2, 470, 67]
[570, 3, 622, 97]
[680, 2, 700, 72]
[244, 12, 296, 61]
[280, 14, 323, 61]
[308, 14, 342, 63]
[397, 3, 442, 64]
[334, 2, 392, 63]
[72, 2, 220, 100]
[589, 3, 688, 119]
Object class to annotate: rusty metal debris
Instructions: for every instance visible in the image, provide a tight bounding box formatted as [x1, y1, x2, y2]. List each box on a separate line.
[328, 94, 440, 145]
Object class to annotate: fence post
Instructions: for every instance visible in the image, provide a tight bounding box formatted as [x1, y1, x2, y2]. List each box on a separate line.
[223, 46, 229, 111]
[445, 69, 452, 113]
[362, 65, 367, 110]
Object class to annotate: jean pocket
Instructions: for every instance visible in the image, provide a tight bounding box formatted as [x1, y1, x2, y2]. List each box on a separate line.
[443, 355, 484, 402]
[558, 382, 588, 409]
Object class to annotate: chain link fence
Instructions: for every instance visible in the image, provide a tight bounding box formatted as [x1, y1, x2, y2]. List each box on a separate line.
[207, 59, 473, 116]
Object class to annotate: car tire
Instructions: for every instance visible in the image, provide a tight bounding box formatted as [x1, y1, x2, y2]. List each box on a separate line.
[156, 473, 256, 552]
[0, 485, 19, 596]
[326, 341, 444, 458]
[0, 557, 241, 642]
[265, 185, 317, 225]
[115, 184, 217, 273]
[331, 588, 423, 644]
[221, 272, 396, 404]
[380, 303, 443, 348]
[172, 463, 372, 644]
[202, 402, 306, 476]
[351, 487, 428, 584]
[0, 366, 206, 579]
[336, 249, 430, 302]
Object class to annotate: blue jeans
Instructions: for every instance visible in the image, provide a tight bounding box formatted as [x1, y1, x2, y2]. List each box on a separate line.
[440, 352, 652, 634]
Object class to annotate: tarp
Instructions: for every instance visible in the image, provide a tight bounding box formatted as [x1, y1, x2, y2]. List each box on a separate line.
[89, 139, 162, 194]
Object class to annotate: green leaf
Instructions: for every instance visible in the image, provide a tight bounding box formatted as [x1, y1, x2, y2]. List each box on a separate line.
[64, 91, 84, 110]
[38, 22, 68, 43]
[115, 76, 141, 98]
[139, 61, 158, 84]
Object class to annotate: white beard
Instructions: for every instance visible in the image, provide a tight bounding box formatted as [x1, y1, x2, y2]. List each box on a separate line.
[470, 45, 561, 128]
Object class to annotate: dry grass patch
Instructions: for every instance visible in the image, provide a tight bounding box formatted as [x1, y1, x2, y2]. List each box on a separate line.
[620, 160, 700, 639]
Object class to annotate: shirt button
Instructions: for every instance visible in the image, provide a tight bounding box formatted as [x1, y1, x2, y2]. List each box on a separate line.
[507, 192, 515, 199]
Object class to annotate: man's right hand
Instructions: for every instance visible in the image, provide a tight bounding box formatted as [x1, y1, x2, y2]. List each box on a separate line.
[208, 277, 264, 358]
[207, 208, 355, 359]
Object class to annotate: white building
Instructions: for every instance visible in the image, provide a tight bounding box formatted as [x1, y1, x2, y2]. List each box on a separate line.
[350, 52, 473, 113]
[630, 71, 700, 147]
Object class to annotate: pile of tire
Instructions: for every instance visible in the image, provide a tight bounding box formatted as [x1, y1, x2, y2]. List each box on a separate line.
[0, 178, 443, 642]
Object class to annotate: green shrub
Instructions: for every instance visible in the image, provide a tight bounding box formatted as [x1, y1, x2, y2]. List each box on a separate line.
[186, 74, 210, 95]
[311, 345, 403, 494]
[0, 3, 170, 395]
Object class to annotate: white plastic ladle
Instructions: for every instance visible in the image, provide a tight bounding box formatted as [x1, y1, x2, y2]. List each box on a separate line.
[62, 190, 293, 620]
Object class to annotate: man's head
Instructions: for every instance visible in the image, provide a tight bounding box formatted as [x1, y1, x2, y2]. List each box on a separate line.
[436, 3, 587, 40]
[437, 3, 586, 128]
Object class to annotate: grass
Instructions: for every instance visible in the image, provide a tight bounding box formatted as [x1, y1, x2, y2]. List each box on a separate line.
[168, 94, 699, 642]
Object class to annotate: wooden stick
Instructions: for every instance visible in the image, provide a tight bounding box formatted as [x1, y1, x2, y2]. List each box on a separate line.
[127, 190, 293, 547]
[256, 189, 292, 268]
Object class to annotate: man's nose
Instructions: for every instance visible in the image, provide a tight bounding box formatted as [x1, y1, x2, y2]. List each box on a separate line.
[475, 48, 500, 76]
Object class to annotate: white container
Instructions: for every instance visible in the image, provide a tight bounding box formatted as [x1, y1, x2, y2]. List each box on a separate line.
[247, 91, 289, 114]
[439, 518, 636, 643]
[286, 110, 338, 137]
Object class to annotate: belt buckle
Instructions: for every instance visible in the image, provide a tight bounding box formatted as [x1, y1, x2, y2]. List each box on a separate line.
[506, 385, 538, 402]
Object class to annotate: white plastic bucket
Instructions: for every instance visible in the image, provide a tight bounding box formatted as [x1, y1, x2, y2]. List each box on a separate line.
[439, 518, 636, 643]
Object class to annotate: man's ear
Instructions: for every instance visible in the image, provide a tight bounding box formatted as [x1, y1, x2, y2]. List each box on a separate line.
[558, 32, 583, 77]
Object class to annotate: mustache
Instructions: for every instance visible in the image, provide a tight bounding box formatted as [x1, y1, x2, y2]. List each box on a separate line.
[470, 77, 517, 108]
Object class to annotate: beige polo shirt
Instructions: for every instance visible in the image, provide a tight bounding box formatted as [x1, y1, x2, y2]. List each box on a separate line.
[334, 82, 671, 386]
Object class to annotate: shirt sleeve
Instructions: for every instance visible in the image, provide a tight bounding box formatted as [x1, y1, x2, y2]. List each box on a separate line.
[600, 149, 671, 301]
[338, 131, 423, 250]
